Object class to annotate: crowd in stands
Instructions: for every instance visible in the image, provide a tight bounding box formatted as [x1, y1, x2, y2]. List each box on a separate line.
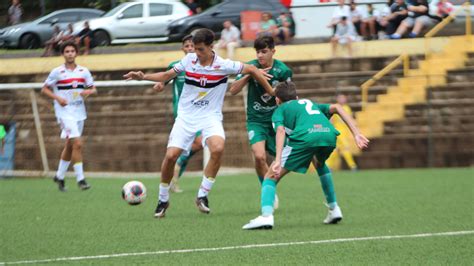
[42, 21, 92, 57]
[329, 0, 454, 56]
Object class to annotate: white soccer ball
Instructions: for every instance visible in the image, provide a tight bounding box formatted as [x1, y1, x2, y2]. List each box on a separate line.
[122, 181, 147, 205]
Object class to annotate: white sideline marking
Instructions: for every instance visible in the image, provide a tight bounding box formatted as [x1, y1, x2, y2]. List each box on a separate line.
[1, 230, 473, 265]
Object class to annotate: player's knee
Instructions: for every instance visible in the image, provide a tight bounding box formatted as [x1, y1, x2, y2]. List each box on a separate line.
[164, 151, 180, 163]
[254, 152, 266, 165]
[210, 146, 224, 158]
[72, 139, 83, 150]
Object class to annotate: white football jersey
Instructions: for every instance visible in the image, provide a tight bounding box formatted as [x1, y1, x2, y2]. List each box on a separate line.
[173, 53, 243, 123]
[44, 64, 94, 121]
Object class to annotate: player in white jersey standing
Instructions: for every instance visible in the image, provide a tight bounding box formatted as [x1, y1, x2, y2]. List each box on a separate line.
[41, 41, 97, 191]
[124, 29, 274, 218]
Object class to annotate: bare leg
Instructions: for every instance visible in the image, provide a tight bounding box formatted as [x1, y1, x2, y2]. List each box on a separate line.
[203, 136, 225, 178]
[251, 141, 269, 180]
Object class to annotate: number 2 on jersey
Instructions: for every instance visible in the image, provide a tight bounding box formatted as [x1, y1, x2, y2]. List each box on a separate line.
[298, 99, 320, 115]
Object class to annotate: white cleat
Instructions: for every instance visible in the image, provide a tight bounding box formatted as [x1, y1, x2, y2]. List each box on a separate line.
[242, 215, 274, 230]
[273, 194, 279, 210]
[323, 205, 343, 224]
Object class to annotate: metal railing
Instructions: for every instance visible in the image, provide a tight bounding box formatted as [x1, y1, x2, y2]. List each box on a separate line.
[360, 2, 472, 109]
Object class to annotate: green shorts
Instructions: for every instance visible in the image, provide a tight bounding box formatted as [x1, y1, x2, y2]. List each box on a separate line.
[247, 121, 276, 156]
[282, 145, 335, 174]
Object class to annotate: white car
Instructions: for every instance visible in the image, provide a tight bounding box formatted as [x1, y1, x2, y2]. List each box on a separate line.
[79, 0, 191, 46]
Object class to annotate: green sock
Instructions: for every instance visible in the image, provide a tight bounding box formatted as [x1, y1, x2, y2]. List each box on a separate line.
[177, 150, 196, 177]
[261, 178, 277, 216]
[258, 176, 264, 184]
[317, 164, 337, 209]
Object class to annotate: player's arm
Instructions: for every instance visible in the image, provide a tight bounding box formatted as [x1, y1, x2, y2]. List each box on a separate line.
[80, 86, 97, 98]
[229, 67, 273, 95]
[41, 85, 67, 107]
[123, 68, 177, 83]
[329, 104, 369, 149]
[241, 64, 274, 96]
[271, 125, 286, 177]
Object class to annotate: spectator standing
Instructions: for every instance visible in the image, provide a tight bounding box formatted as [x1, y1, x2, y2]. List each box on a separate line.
[185, 0, 202, 15]
[7, 0, 23, 25]
[331, 16, 357, 57]
[390, 0, 434, 39]
[328, 0, 351, 33]
[257, 12, 278, 39]
[215, 20, 241, 59]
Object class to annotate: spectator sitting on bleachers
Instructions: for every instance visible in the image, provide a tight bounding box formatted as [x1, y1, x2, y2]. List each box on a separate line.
[373, 2, 391, 39]
[42, 25, 62, 57]
[328, 0, 351, 34]
[382, 0, 408, 36]
[389, 0, 436, 39]
[331, 16, 357, 57]
[75, 21, 93, 55]
[257, 12, 278, 39]
[276, 12, 294, 44]
[436, 0, 454, 18]
[350, 2, 366, 38]
[362, 4, 379, 40]
[215, 20, 241, 59]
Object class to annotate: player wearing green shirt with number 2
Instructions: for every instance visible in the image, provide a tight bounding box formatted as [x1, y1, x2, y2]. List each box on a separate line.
[230, 36, 292, 209]
[243, 81, 369, 230]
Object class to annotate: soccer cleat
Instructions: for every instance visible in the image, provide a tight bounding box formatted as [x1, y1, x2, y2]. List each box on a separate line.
[77, 180, 91, 190]
[323, 205, 343, 224]
[242, 215, 274, 230]
[273, 194, 279, 210]
[53, 176, 66, 192]
[154, 201, 170, 218]
[195, 196, 210, 214]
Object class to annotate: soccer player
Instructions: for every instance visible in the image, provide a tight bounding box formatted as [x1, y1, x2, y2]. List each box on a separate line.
[41, 41, 97, 192]
[153, 35, 201, 193]
[327, 93, 358, 171]
[229, 36, 292, 207]
[123, 29, 274, 218]
[242, 81, 369, 229]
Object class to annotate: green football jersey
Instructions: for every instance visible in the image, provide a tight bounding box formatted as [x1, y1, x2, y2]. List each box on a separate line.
[272, 99, 340, 147]
[237, 59, 292, 123]
[167, 60, 186, 118]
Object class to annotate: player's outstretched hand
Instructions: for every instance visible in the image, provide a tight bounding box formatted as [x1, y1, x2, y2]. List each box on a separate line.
[80, 89, 95, 98]
[123, 71, 144, 81]
[271, 161, 282, 178]
[355, 134, 370, 150]
[153, 82, 165, 93]
[56, 97, 68, 107]
[259, 67, 273, 80]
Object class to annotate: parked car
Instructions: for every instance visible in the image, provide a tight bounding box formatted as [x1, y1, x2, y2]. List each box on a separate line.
[168, 0, 289, 42]
[0, 8, 104, 49]
[82, 0, 191, 46]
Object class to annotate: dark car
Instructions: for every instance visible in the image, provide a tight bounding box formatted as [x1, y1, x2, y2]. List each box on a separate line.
[168, 0, 288, 42]
[0, 8, 104, 49]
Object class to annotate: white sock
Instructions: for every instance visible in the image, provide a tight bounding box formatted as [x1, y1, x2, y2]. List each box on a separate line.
[159, 183, 170, 202]
[56, 159, 70, 180]
[197, 176, 215, 198]
[73, 162, 85, 182]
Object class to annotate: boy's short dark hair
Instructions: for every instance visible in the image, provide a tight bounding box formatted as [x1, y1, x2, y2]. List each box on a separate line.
[192, 29, 215, 46]
[60, 41, 79, 54]
[182, 34, 193, 44]
[275, 81, 297, 102]
[254, 36, 275, 50]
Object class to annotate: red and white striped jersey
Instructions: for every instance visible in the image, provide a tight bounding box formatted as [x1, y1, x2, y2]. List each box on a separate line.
[173, 53, 243, 123]
[44, 64, 94, 121]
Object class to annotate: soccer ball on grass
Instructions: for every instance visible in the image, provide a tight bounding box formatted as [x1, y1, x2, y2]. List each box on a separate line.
[122, 181, 147, 205]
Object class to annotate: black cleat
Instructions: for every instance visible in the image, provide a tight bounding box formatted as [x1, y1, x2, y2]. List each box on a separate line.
[77, 180, 91, 190]
[195, 196, 210, 214]
[154, 201, 170, 218]
[53, 176, 66, 192]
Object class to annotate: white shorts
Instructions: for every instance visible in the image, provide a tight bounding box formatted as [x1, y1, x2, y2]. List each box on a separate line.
[58, 118, 84, 139]
[168, 117, 225, 152]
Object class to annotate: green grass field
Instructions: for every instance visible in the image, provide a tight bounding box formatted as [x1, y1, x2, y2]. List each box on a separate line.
[1, 168, 473, 265]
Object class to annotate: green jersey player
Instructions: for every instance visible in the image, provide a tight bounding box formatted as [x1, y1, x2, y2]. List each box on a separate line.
[243, 81, 369, 230]
[229, 36, 292, 195]
[153, 35, 202, 193]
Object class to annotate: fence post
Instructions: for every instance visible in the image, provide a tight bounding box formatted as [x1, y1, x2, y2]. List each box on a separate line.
[29, 89, 49, 175]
